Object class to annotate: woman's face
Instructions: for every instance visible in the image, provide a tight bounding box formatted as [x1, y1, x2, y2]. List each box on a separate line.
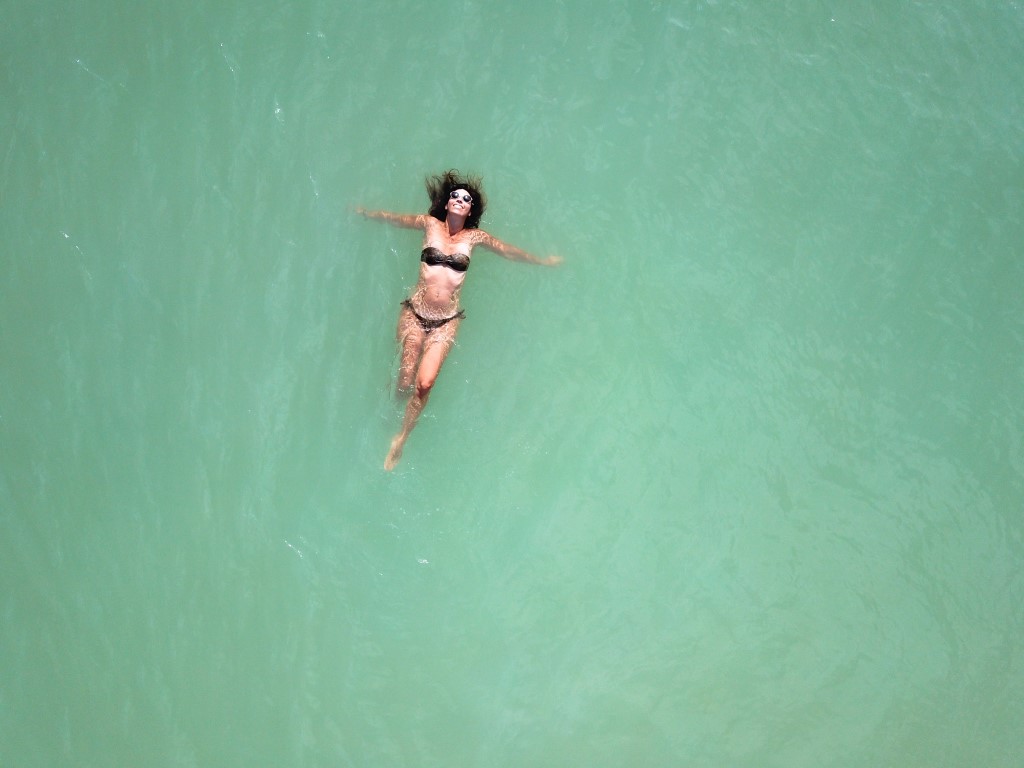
[447, 188, 473, 217]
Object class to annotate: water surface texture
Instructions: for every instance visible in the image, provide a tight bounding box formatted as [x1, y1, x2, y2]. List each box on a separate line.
[3, 1, 1023, 766]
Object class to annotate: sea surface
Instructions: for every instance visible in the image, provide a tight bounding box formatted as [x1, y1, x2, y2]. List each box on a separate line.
[2, 1, 1023, 766]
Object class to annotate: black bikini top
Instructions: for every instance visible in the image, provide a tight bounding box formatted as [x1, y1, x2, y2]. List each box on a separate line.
[421, 246, 470, 273]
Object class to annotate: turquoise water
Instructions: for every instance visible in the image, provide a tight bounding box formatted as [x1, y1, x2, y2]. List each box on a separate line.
[3, 1, 1023, 765]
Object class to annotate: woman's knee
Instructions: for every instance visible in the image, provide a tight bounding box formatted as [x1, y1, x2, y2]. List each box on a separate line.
[415, 355, 444, 395]
[415, 370, 436, 397]
[415, 338, 452, 396]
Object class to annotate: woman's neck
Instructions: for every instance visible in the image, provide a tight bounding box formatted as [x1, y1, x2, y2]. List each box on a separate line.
[445, 213, 466, 237]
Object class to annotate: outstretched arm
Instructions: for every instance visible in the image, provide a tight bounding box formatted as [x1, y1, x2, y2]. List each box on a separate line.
[476, 231, 563, 266]
[356, 208, 426, 229]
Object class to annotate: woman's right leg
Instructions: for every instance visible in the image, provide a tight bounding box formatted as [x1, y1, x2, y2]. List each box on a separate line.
[395, 305, 425, 395]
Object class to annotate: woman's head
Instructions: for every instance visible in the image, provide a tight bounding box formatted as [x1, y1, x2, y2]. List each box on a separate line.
[426, 170, 486, 229]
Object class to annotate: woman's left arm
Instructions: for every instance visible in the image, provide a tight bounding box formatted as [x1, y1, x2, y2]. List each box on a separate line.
[476, 232, 563, 266]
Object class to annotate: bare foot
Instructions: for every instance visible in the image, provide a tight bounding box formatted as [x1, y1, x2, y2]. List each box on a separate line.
[384, 436, 404, 471]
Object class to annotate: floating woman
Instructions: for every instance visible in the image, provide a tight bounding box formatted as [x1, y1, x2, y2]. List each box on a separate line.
[358, 170, 562, 470]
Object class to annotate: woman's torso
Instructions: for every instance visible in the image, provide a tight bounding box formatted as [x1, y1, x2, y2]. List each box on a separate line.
[409, 217, 479, 319]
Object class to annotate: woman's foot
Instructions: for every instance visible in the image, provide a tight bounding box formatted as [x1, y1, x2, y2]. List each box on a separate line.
[384, 435, 404, 470]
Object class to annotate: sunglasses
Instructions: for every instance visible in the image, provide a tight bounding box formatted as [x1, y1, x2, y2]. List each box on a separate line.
[449, 190, 473, 204]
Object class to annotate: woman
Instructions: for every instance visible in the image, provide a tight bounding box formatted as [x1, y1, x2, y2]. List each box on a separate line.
[358, 170, 561, 470]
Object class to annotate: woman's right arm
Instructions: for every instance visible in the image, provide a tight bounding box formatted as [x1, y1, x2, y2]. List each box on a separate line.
[356, 209, 425, 229]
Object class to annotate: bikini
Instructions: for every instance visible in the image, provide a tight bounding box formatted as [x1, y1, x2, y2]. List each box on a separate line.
[401, 247, 470, 330]
[420, 246, 469, 272]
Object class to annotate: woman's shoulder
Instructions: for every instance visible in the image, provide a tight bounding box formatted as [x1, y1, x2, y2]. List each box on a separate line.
[421, 214, 447, 232]
[462, 227, 493, 245]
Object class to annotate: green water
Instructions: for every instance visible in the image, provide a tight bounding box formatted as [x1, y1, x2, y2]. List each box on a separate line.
[3, 1, 1023, 765]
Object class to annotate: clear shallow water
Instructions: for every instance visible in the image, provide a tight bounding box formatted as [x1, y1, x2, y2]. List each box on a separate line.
[2, 1, 1023, 765]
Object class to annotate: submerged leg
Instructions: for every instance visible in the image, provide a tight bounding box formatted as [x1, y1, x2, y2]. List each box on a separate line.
[395, 305, 425, 395]
[384, 318, 459, 470]
[384, 390, 428, 470]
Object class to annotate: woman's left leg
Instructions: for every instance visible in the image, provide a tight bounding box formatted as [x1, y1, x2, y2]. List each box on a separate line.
[384, 318, 460, 470]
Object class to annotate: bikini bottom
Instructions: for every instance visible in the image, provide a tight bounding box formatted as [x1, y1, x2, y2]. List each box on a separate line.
[401, 299, 465, 331]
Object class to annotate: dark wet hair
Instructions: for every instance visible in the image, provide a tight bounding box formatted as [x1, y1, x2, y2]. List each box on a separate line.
[426, 169, 486, 229]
